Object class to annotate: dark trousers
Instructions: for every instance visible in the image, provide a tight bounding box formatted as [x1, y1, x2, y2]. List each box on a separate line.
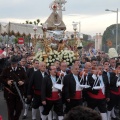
[42, 99, 63, 116]
[5, 93, 23, 120]
[32, 94, 42, 109]
[64, 99, 82, 114]
[87, 97, 107, 113]
[107, 93, 120, 111]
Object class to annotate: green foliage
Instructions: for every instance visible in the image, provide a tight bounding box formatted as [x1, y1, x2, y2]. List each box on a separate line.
[26, 21, 29, 24]
[14, 38, 18, 44]
[83, 34, 89, 41]
[36, 19, 40, 25]
[29, 21, 33, 24]
[102, 24, 120, 52]
[24, 19, 41, 25]
[34, 21, 37, 25]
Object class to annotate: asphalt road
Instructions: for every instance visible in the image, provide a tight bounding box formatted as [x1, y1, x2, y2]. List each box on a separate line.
[0, 91, 120, 120]
[0, 91, 40, 120]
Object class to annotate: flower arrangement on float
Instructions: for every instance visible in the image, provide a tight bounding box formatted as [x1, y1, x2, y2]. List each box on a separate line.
[34, 49, 79, 66]
[46, 50, 60, 66]
[58, 49, 76, 66]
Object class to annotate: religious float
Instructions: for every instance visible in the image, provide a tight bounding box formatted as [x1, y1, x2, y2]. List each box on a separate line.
[33, 0, 83, 66]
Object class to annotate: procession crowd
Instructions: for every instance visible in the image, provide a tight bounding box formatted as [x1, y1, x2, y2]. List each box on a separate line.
[0, 43, 120, 120]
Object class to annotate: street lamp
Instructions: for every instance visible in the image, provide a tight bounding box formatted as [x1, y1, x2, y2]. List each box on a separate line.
[72, 22, 78, 40]
[105, 8, 118, 50]
[72, 21, 83, 59]
[33, 25, 37, 47]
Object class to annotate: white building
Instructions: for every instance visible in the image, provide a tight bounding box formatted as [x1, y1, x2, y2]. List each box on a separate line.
[95, 33, 102, 50]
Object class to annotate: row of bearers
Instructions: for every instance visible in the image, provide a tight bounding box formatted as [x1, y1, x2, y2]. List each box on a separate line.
[27, 60, 120, 120]
[0, 56, 120, 120]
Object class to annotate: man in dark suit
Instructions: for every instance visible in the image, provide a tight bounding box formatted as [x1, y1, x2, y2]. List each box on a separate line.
[1, 55, 27, 120]
[109, 58, 116, 72]
[86, 62, 109, 120]
[22, 59, 39, 119]
[107, 63, 120, 120]
[48, 61, 69, 120]
[27, 62, 47, 120]
[19, 58, 28, 72]
[41, 65, 63, 120]
[63, 65, 83, 114]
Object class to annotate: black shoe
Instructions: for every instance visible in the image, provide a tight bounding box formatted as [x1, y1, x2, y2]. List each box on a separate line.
[22, 115, 27, 119]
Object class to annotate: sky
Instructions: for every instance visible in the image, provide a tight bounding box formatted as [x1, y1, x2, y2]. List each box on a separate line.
[0, 0, 120, 36]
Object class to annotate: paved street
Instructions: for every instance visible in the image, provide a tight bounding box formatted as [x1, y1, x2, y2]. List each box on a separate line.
[0, 91, 120, 120]
[0, 91, 40, 120]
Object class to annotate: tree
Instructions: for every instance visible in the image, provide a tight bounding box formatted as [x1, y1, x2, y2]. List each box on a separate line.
[26, 21, 29, 24]
[36, 19, 40, 25]
[83, 34, 89, 41]
[102, 24, 120, 52]
[34, 21, 37, 25]
[29, 21, 33, 24]
[24, 19, 41, 25]
[14, 38, 18, 44]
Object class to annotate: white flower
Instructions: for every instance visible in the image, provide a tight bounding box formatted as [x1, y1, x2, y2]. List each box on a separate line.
[70, 59, 73, 62]
[56, 58, 59, 60]
[39, 58, 42, 61]
[67, 62, 69, 65]
[49, 52, 53, 55]
[51, 63, 54, 65]
[73, 57, 76, 60]
[64, 56, 67, 58]
[49, 56, 52, 59]
[66, 59, 69, 61]
[47, 63, 49, 66]
[68, 55, 71, 57]
[49, 60, 52, 62]
[52, 59, 55, 62]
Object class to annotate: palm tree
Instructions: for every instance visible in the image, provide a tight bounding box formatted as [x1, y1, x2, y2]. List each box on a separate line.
[26, 21, 29, 24]
[29, 21, 33, 24]
[34, 21, 37, 25]
[36, 19, 40, 25]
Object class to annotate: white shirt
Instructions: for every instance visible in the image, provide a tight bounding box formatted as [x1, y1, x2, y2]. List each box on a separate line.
[12, 67, 17, 71]
[73, 74, 81, 91]
[51, 75, 56, 84]
[22, 66, 26, 72]
[34, 68, 37, 71]
[98, 75, 105, 94]
[41, 72, 45, 78]
[61, 70, 67, 76]
[51, 75, 58, 91]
